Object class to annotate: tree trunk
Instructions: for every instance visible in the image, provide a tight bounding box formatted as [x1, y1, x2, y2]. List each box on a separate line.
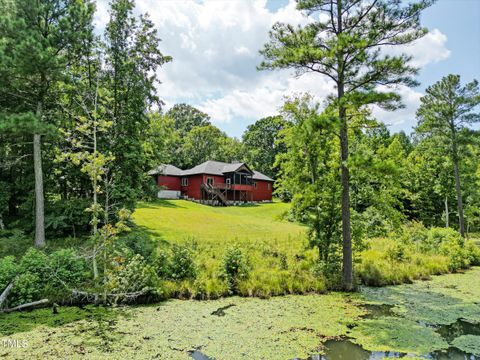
[339, 105, 353, 290]
[337, 0, 353, 291]
[444, 196, 449, 228]
[450, 126, 465, 238]
[34, 101, 45, 248]
[453, 156, 465, 237]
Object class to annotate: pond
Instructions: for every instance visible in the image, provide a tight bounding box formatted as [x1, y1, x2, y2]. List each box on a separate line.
[0, 268, 479, 359]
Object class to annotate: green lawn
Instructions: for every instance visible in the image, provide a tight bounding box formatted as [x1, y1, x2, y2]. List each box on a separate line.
[134, 199, 306, 245]
[133, 200, 322, 298]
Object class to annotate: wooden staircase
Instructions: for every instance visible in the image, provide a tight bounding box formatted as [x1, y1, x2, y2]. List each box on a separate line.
[201, 183, 228, 206]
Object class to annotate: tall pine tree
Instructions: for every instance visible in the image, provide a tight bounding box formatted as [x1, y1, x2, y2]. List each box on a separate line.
[259, 0, 433, 289]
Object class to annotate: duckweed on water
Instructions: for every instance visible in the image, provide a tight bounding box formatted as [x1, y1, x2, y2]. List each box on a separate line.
[0, 294, 364, 360]
[0, 268, 478, 359]
[349, 316, 449, 354]
[451, 335, 480, 356]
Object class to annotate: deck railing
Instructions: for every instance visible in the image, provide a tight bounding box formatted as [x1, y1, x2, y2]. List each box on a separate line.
[210, 183, 253, 191]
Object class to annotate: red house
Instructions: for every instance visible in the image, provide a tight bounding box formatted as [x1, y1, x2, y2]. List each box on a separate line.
[148, 161, 274, 205]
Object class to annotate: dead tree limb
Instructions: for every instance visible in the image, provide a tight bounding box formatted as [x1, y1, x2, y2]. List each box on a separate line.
[0, 283, 13, 309]
[2, 299, 49, 313]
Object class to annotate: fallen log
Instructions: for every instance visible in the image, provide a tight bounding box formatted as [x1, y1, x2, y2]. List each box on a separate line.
[72, 289, 149, 303]
[2, 299, 49, 313]
[0, 283, 13, 309]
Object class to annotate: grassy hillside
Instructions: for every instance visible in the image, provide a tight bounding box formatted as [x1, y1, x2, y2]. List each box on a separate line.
[133, 200, 324, 298]
[134, 199, 305, 245]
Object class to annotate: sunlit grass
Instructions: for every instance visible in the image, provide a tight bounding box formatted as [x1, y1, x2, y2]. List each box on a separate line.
[133, 200, 322, 298]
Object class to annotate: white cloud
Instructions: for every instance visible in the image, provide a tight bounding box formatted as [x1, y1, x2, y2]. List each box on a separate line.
[94, 0, 450, 136]
[386, 28, 450, 67]
[372, 86, 423, 133]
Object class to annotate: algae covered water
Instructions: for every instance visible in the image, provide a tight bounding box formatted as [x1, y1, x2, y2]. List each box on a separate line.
[0, 268, 479, 359]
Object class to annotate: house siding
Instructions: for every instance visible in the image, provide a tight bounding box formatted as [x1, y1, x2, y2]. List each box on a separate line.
[182, 174, 203, 199]
[252, 180, 273, 201]
[158, 175, 181, 191]
[153, 163, 273, 202]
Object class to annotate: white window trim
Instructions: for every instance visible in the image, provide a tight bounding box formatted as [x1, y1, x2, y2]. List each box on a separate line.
[206, 177, 214, 185]
[253, 181, 257, 189]
[181, 177, 188, 187]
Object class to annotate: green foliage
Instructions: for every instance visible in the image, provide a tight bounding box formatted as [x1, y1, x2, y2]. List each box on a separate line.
[19, 248, 50, 279]
[415, 74, 480, 236]
[0, 256, 18, 290]
[106, 254, 159, 295]
[465, 240, 480, 265]
[357, 225, 480, 286]
[276, 95, 341, 262]
[312, 249, 343, 290]
[242, 115, 291, 178]
[45, 198, 91, 237]
[0, 229, 31, 258]
[10, 272, 42, 307]
[220, 246, 250, 293]
[48, 249, 89, 289]
[166, 103, 211, 137]
[166, 245, 197, 281]
[0, 247, 88, 307]
[118, 230, 157, 261]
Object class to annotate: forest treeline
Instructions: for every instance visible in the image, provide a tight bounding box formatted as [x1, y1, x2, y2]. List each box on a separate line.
[0, 0, 479, 305]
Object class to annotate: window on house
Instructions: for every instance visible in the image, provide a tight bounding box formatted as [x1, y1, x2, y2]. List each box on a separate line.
[226, 178, 231, 188]
[268, 183, 271, 190]
[253, 181, 257, 189]
[206, 177, 214, 186]
[181, 177, 188, 186]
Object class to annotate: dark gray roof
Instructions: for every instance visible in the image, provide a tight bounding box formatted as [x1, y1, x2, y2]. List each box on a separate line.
[252, 170, 274, 182]
[147, 164, 183, 176]
[150, 160, 274, 182]
[182, 160, 228, 176]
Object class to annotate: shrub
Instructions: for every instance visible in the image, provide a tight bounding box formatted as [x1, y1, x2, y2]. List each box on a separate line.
[167, 245, 197, 281]
[396, 222, 428, 245]
[385, 242, 412, 263]
[0, 229, 31, 258]
[279, 253, 288, 270]
[118, 230, 157, 261]
[312, 252, 343, 290]
[220, 246, 250, 294]
[0, 256, 18, 290]
[19, 248, 50, 282]
[154, 250, 171, 278]
[45, 198, 91, 237]
[465, 240, 480, 265]
[439, 237, 469, 271]
[10, 272, 43, 307]
[106, 254, 160, 295]
[48, 249, 89, 289]
[422, 227, 463, 254]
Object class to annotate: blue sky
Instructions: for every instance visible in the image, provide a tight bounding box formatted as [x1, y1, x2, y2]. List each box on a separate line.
[419, 0, 480, 91]
[96, 0, 480, 138]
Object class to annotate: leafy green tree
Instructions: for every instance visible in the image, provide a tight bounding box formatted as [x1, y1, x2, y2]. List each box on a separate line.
[276, 95, 341, 263]
[180, 125, 230, 168]
[242, 116, 291, 178]
[103, 0, 171, 212]
[166, 104, 211, 137]
[144, 113, 181, 168]
[0, 0, 95, 246]
[407, 135, 455, 227]
[416, 75, 480, 237]
[350, 127, 408, 237]
[259, 0, 433, 289]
